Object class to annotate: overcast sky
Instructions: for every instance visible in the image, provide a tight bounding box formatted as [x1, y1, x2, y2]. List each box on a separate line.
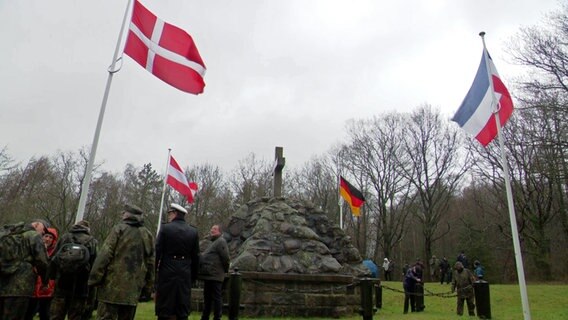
[0, 0, 560, 175]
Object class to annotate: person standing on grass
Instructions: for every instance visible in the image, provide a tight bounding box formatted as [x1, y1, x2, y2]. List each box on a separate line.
[198, 224, 230, 320]
[451, 261, 476, 316]
[473, 260, 485, 280]
[439, 257, 450, 284]
[49, 220, 97, 320]
[402, 265, 421, 314]
[0, 219, 49, 320]
[382, 258, 391, 281]
[25, 227, 58, 320]
[155, 204, 199, 320]
[88, 204, 155, 320]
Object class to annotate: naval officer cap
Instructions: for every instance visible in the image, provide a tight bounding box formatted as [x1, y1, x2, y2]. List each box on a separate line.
[168, 203, 188, 215]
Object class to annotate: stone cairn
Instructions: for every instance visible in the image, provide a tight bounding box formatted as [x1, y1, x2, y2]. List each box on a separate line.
[195, 196, 371, 318]
[192, 148, 372, 317]
[224, 196, 369, 276]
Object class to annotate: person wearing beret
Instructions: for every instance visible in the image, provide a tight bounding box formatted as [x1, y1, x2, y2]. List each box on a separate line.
[88, 204, 155, 320]
[155, 204, 200, 320]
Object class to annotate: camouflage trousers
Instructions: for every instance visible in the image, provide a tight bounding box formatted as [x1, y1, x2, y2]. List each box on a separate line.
[456, 295, 475, 316]
[0, 296, 29, 320]
[50, 296, 87, 320]
[96, 301, 137, 320]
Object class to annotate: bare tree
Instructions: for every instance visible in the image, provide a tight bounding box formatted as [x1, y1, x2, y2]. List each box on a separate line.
[229, 153, 272, 204]
[187, 163, 234, 230]
[402, 105, 470, 279]
[344, 114, 415, 262]
[508, 6, 568, 244]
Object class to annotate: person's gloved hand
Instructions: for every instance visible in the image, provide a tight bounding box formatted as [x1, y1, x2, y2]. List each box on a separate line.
[139, 288, 152, 302]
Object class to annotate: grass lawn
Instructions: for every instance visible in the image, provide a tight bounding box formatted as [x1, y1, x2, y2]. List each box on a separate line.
[129, 282, 567, 319]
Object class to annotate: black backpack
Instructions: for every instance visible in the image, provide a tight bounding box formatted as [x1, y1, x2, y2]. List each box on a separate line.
[0, 222, 26, 275]
[54, 235, 92, 274]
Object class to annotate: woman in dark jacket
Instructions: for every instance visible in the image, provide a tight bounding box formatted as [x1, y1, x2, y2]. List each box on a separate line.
[198, 224, 230, 320]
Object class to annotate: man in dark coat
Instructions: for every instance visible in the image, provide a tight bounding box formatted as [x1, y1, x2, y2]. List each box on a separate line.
[88, 204, 155, 320]
[155, 203, 200, 320]
[0, 220, 49, 320]
[49, 220, 97, 320]
[402, 265, 421, 314]
[439, 257, 450, 284]
[198, 224, 230, 320]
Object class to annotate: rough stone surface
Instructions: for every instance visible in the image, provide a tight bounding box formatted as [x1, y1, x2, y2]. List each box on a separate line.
[224, 197, 369, 276]
[193, 197, 374, 318]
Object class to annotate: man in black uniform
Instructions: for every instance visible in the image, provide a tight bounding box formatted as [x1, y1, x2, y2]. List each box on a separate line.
[155, 204, 200, 320]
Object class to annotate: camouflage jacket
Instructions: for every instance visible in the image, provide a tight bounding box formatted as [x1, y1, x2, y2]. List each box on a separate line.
[48, 224, 98, 297]
[452, 268, 475, 298]
[0, 224, 48, 297]
[88, 215, 155, 306]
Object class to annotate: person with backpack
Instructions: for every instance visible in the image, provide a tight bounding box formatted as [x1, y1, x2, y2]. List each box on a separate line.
[0, 219, 49, 320]
[49, 220, 97, 320]
[25, 227, 59, 320]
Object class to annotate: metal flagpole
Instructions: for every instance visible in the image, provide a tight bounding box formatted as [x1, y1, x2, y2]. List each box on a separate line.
[75, 0, 134, 223]
[156, 149, 172, 236]
[339, 178, 344, 230]
[337, 150, 344, 229]
[480, 31, 531, 320]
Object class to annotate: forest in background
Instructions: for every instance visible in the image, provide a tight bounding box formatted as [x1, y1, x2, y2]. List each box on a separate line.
[1, 5, 567, 283]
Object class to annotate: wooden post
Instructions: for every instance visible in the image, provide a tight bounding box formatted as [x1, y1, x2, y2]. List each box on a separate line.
[273, 147, 285, 197]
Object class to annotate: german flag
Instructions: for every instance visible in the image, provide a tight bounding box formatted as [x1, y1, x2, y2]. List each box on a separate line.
[339, 176, 366, 216]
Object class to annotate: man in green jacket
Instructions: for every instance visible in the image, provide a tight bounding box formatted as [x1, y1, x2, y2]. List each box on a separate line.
[198, 224, 230, 320]
[451, 261, 476, 316]
[0, 220, 49, 320]
[88, 204, 155, 320]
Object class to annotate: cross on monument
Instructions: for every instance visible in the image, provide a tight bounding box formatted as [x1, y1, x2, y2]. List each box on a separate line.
[273, 146, 285, 197]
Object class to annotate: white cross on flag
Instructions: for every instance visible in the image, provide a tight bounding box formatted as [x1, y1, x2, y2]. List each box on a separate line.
[167, 155, 198, 203]
[124, 0, 206, 94]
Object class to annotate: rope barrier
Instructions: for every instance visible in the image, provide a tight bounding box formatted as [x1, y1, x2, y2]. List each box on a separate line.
[380, 283, 474, 298]
[242, 277, 473, 299]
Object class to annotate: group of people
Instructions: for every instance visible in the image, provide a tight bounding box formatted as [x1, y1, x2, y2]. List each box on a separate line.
[400, 252, 485, 316]
[0, 203, 230, 320]
[0, 218, 97, 320]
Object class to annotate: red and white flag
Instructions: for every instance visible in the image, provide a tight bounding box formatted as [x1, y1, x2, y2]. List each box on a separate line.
[124, 0, 206, 94]
[167, 155, 198, 203]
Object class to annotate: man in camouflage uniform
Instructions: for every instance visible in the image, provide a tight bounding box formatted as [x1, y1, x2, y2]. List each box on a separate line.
[0, 220, 49, 320]
[88, 204, 155, 320]
[451, 261, 476, 316]
[49, 220, 97, 320]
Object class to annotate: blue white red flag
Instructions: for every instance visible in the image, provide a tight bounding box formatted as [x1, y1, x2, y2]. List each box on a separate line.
[452, 49, 514, 146]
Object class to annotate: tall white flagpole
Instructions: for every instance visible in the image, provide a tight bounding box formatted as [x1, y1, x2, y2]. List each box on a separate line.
[156, 149, 172, 236]
[75, 0, 134, 223]
[480, 31, 531, 320]
[337, 150, 344, 229]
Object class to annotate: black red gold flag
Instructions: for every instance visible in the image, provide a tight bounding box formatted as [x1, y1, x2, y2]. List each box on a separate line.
[339, 176, 366, 216]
